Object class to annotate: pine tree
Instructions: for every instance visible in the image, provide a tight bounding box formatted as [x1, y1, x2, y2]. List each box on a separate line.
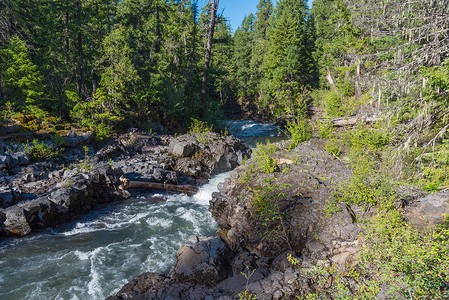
[2, 36, 45, 108]
[262, 0, 312, 115]
[233, 14, 256, 99]
[71, 27, 139, 129]
[250, 0, 273, 105]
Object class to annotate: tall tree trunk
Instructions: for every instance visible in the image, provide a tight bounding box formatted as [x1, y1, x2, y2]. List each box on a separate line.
[199, 0, 219, 119]
[76, 0, 87, 101]
[185, 0, 198, 89]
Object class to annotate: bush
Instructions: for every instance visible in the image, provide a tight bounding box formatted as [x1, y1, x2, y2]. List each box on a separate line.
[51, 133, 66, 148]
[323, 90, 343, 117]
[25, 139, 62, 161]
[188, 118, 213, 134]
[316, 119, 334, 139]
[286, 117, 312, 150]
[325, 139, 342, 156]
[361, 212, 449, 299]
[254, 142, 279, 173]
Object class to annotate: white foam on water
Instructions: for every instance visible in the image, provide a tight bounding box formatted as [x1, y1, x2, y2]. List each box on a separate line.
[145, 217, 172, 228]
[193, 172, 231, 205]
[74, 250, 90, 260]
[0, 165, 238, 299]
[87, 247, 105, 299]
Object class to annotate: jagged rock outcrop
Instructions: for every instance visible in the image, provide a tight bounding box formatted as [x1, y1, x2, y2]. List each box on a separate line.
[169, 133, 252, 178]
[169, 235, 233, 286]
[0, 131, 251, 238]
[210, 139, 359, 262]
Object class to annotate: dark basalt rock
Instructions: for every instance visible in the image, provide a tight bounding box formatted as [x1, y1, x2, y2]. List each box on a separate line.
[169, 235, 234, 286]
[210, 139, 359, 259]
[0, 131, 251, 239]
[169, 133, 251, 178]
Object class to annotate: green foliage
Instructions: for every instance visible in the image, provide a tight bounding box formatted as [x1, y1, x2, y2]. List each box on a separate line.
[342, 123, 389, 152]
[421, 60, 449, 104]
[253, 142, 279, 173]
[1, 36, 45, 108]
[361, 212, 449, 299]
[238, 291, 257, 300]
[188, 118, 214, 134]
[323, 90, 342, 117]
[238, 266, 257, 300]
[316, 120, 334, 139]
[25, 139, 62, 161]
[260, 0, 315, 114]
[324, 139, 342, 156]
[418, 140, 449, 190]
[188, 118, 214, 144]
[51, 134, 66, 148]
[286, 116, 312, 150]
[249, 177, 292, 245]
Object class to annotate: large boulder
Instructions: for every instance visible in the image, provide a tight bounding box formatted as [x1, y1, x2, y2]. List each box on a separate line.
[63, 131, 94, 147]
[170, 133, 251, 178]
[210, 139, 359, 259]
[3, 206, 31, 236]
[405, 191, 449, 227]
[169, 235, 234, 286]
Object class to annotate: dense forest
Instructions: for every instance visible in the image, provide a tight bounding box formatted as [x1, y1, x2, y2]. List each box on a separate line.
[2, 0, 449, 298]
[2, 0, 449, 172]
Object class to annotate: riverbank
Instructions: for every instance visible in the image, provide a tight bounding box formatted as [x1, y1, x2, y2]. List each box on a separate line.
[0, 130, 251, 237]
[110, 134, 449, 299]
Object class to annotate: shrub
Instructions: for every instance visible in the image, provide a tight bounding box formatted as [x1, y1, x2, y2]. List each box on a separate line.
[316, 119, 334, 139]
[325, 139, 342, 156]
[25, 139, 62, 161]
[188, 118, 213, 134]
[323, 90, 343, 117]
[51, 133, 66, 148]
[361, 212, 449, 299]
[254, 142, 279, 173]
[286, 117, 312, 150]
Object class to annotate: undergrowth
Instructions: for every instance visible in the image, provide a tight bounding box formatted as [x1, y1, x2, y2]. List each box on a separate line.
[24, 139, 63, 161]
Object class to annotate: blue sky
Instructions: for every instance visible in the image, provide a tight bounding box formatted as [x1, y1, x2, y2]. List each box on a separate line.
[198, 0, 314, 32]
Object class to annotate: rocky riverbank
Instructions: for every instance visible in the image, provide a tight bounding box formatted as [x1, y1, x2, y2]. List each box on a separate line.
[109, 138, 449, 299]
[0, 130, 251, 238]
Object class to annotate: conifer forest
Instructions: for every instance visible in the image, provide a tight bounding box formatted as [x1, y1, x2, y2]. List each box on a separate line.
[2, 0, 449, 299]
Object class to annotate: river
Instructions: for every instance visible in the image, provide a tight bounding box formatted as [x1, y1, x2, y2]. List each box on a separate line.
[0, 120, 284, 300]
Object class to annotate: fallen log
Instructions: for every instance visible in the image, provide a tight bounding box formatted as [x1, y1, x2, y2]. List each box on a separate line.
[118, 176, 199, 195]
[319, 116, 380, 127]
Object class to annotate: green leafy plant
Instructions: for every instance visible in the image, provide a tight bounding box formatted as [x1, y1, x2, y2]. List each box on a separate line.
[188, 118, 214, 144]
[323, 90, 343, 117]
[51, 133, 66, 148]
[316, 119, 334, 139]
[238, 266, 257, 300]
[325, 139, 342, 156]
[286, 117, 312, 150]
[24, 139, 62, 161]
[360, 212, 449, 299]
[250, 178, 292, 247]
[254, 142, 279, 173]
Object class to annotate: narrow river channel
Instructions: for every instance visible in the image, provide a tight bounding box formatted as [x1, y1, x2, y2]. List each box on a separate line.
[0, 120, 283, 300]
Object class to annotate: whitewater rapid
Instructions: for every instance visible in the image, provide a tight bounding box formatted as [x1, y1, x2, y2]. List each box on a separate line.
[0, 172, 230, 300]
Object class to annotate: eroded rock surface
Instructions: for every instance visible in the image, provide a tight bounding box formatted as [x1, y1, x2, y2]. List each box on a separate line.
[0, 131, 251, 238]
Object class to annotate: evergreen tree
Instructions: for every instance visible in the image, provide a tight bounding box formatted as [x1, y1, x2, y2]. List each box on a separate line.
[1, 36, 44, 108]
[71, 27, 139, 129]
[250, 0, 273, 103]
[262, 0, 313, 115]
[233, 14, 256, 99]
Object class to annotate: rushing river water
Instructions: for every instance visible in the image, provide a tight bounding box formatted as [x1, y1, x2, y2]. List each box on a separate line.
[0, 120, 284, 300]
